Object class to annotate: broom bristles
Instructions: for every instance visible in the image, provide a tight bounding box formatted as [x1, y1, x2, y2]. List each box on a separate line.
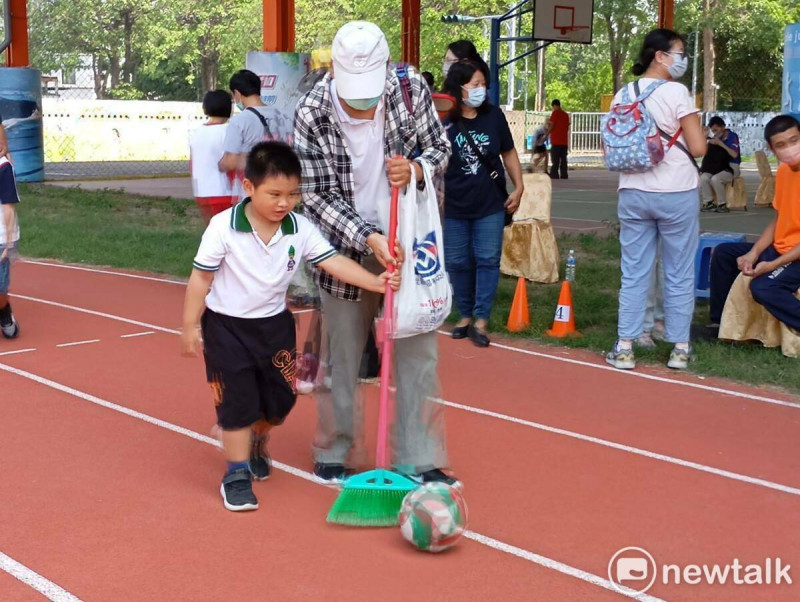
[326, 488, 408, 527]
[326, 468, 418, 527]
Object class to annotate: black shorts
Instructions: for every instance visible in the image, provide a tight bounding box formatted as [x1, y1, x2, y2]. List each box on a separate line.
[201, 308, 297, 430]
[534, 145, 547, 154]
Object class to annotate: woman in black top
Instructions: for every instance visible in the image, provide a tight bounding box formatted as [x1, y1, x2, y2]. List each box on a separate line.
[442, 60, 524, 347]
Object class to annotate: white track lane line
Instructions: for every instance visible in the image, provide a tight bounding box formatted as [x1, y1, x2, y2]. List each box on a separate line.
[120, 331, 156, 338]
[436, 331, 800, 410]
[0, 551, 83, 602]
[15, 279, 798, 410]
[0, 348, 36, 357]
[14, 293, 800, 498]
[431, 397, 800, 497]
[0, 362, 662, 602]
[56, 339, 101, 348]
[21, 260, 185, 285]
[32, 258, 790, 403]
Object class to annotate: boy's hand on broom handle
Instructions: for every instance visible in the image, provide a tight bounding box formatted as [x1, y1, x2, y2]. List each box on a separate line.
[375, 238, 404, 292]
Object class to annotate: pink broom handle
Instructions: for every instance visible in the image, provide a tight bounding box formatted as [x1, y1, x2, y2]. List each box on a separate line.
[375, 150, 403, 470]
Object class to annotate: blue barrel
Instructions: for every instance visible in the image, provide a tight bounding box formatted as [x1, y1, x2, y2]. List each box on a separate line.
[0, 68, 45, 182]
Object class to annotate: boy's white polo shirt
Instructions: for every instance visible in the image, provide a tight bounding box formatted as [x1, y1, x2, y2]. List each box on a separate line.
[193, 200, 337, 319]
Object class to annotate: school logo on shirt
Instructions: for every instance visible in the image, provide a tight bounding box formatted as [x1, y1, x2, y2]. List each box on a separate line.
[287, 246, 296, 272]
[413, 231, 444, 286]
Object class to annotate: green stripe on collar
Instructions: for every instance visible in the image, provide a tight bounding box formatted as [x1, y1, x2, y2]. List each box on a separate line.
[231, 199, 253, 232]
[231, 199, 298, 235]
[281, 212, 298, 235]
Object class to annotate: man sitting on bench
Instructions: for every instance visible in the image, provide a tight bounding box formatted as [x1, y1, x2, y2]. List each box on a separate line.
[700, 116, 741, 213]
[709, 114, 800, 333]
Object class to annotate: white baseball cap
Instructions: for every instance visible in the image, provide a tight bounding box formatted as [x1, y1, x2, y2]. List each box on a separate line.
[331, 21, 390, 99]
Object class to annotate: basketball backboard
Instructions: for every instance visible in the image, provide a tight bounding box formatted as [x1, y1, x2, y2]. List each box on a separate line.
[534, 0, 594, 44]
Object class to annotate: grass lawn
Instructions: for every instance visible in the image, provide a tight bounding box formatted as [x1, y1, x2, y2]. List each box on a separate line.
[17, 183, 800, 394]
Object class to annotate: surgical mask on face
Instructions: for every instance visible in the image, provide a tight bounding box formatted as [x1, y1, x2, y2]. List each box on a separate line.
[463, 86, 486, 108]
[235, 101, 245, 112]
[774, 141, 800, 166]
[667, 53, 688, 80]
[443, 60, 454, 77]
[344, 96, 381, 111]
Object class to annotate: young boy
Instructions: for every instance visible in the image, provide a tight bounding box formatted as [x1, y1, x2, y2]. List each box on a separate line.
[709, 114, 800, 332]
[189, 90, 235, 222]
[181, 141, 400, 512]
[0, 148, 20, 340]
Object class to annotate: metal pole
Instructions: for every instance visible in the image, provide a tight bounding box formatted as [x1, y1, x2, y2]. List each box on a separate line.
[506, 16, 515, 108]
[489, 17, 501, 106]
[692, 30, 699, 101]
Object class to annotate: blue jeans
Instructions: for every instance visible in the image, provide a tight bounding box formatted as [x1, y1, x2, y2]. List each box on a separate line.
[617, 188, 699, 343]
[444, 211, 505, 321]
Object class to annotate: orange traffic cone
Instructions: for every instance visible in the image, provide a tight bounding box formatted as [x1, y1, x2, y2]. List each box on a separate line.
[506, 277, 530, 332]
[546, 281, 582, 338]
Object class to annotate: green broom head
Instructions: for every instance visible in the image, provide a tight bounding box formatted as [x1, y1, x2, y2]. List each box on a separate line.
[326, 469, 419, 527]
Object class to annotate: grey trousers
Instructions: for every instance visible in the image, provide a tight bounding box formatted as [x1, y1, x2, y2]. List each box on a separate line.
[312, 258, 448, 473]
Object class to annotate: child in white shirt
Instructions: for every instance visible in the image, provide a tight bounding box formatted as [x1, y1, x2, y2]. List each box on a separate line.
[189, 90, 235, 222]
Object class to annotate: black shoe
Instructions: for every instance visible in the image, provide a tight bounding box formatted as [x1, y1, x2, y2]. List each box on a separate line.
[451, 325, 470, 339]
[0, 303, 18, 339]
[468, 325, 490, 347]
[314, 463, 349, 486]
[700, 201, 717, 212]
[220, 469, 258, 511]
[715, 204, 730, 213]
[412, 468, 463, 490]
[249, 435, 271, 481]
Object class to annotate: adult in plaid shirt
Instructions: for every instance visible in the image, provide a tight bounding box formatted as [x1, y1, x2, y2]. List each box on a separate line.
[294, 21, 459, 488]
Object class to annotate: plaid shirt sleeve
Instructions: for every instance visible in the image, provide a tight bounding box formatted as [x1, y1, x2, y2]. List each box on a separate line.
[293, 104, 379, 255]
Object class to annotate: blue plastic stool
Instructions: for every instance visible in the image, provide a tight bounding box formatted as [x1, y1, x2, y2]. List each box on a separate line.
[695, 232, 746, 298]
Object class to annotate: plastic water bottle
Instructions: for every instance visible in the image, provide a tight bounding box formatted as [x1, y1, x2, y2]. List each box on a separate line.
[565, 249, 577, 282]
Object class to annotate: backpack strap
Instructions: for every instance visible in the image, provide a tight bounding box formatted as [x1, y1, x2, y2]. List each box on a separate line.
[246, 107, 272, 138]
[633, 80, 699, 172]
[395, 63, 415, 117]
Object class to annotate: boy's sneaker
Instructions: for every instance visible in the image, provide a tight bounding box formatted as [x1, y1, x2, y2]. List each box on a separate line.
[700, 201, 717, 212]
[249, 435, 271, 481]
[605, 341, 635, 370]
[667, 345, 692, 370]
[0, 305, 19, 339]
[313, 463, 349, 486]
[634, 333, 656, 349]
[651, 321, 666, 342]
[715, 204, 730, 213]
[411, 468, 463, 491]
[220, 469, 258, 512]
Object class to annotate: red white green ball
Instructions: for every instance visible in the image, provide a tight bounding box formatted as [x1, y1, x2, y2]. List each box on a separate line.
[398, 482, 468, 553]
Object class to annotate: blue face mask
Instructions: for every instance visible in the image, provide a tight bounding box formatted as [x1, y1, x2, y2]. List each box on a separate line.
[235, 101, 245, 112]
[344, 97, 382, 111]
[463, 86, 486, 108]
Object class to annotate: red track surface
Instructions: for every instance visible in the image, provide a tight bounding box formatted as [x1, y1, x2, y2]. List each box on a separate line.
[2, 260, 800, 601]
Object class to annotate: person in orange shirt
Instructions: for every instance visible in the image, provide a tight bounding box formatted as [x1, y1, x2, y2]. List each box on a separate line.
[548, 99, 570, 179]
[710, 114, 800, 332]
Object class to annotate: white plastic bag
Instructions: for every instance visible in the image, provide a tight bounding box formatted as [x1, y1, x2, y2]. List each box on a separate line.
[392, 161, 452, 339]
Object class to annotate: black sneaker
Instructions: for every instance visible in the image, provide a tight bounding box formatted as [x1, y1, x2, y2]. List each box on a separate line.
[412, 468, 463, 490]
[220, 469, 258, 511]
[715, 204, 730, 213]
[0, 304, 19, 339]
[249, 435, 271, 481]
[313, 463, 349, 486]
[700, 201, 717, 212]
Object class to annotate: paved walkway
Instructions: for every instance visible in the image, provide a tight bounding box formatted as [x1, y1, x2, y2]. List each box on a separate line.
[47, 169, 773, 238]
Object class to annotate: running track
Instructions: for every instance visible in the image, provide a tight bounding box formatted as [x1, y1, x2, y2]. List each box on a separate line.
[2, 260, 799, 601]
